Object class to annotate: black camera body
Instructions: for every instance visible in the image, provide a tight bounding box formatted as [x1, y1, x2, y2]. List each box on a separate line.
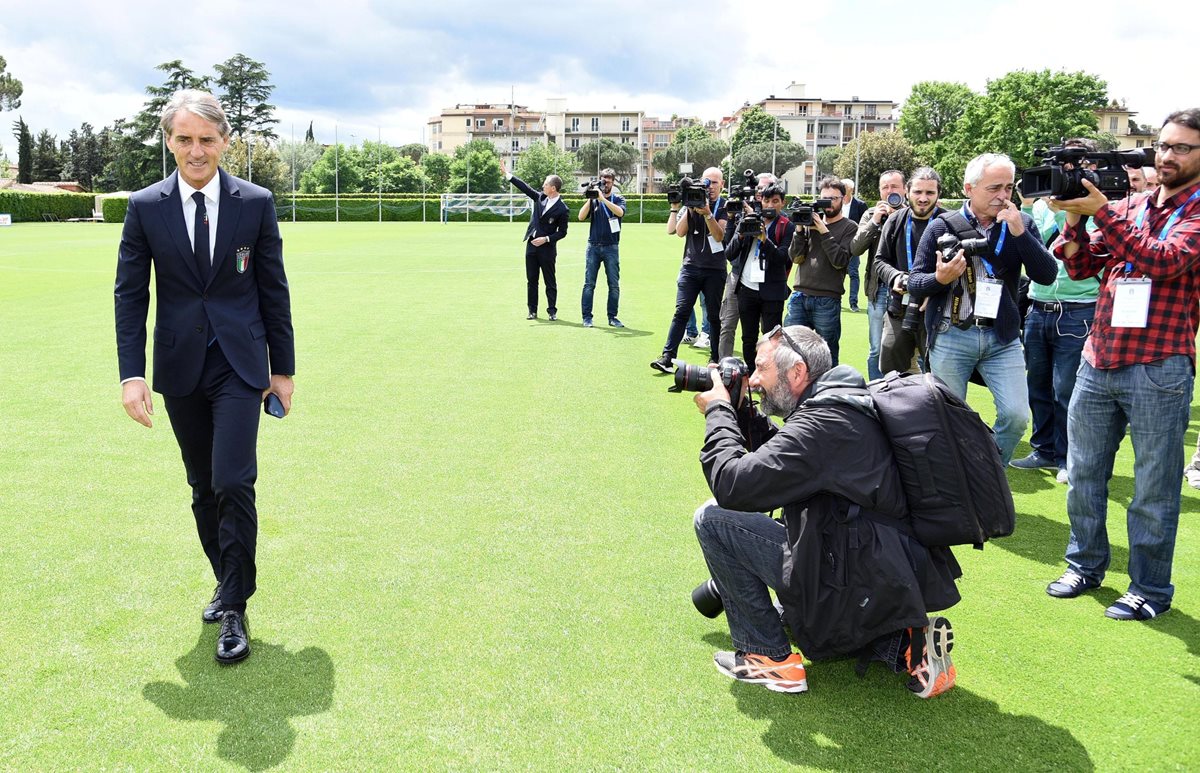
[677, 176, 710, 209]
[581, 179, 602, 199]
[937, 233, 990, 262]
[1021, 145, 1154, 200]
[668, 357, 750, 408]
[667, 183, 683, 205]
[788, 197, 833, 227]
[738, 212, 763, 236]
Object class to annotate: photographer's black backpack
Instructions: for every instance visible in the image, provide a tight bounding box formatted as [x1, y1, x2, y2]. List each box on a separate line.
[869, 371, 1015, 548]
[815, 370, 1016, 548]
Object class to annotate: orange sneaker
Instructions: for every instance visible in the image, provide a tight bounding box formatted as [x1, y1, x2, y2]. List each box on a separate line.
[714, 650, 808, 693]
[907, 617, 956, 698]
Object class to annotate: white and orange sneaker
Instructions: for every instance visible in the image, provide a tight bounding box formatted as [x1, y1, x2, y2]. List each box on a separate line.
[714, 650, 808, 694]
[906, 616, 956, 698]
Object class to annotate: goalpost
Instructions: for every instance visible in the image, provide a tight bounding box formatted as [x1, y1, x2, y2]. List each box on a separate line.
[438, 193, 531, 223]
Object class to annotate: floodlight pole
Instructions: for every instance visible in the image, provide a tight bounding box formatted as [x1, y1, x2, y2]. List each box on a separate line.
[248, 133, 253, 183]
[291, 123, 296, 223]
[771, 119, 778, 176]
[378, 126, 382, 223]
[335, 123, 340, 223]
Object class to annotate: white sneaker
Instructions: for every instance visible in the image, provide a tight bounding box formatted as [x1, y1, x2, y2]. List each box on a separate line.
[693, 332, 711, 349]
[1056, 467, 1069, 485]
[682, 333, 697, 344]
[1185, 467, 1200, 490]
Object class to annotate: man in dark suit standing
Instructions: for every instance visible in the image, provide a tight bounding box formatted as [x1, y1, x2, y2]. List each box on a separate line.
[502, 158, 569, 319]
[115, 90, 294, 665]
[841, 178, 869, 312]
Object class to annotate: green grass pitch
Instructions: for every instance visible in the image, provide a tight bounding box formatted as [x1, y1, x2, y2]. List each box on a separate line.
[1, 221, 1197, 771]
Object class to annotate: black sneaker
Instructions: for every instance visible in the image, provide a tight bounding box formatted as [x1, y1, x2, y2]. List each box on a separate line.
[650, 355, 675, 373]
[526, 312, 537, 320]
[1046, 569, 1101, 598]
[1010, 451, 1058, 470]
[1105, 592, 1170, 620]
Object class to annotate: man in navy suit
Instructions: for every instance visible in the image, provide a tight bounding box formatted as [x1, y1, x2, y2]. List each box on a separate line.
[841, 178, 869, 312]
[503, 159, 569, 319]
[115, 90, 294, 665]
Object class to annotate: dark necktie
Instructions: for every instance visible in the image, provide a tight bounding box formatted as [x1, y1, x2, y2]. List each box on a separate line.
[192, 191, 210, 284]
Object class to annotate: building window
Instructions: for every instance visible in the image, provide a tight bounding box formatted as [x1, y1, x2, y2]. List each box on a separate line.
[1136, 139, 1145, 148]
[494, 118, 504, 128]
[571, 117, 580, 132]
[797, 104, 808, 116]
[865, 104, 877, 118]
[622, 118, 630, 132]
[437, 141, 442, 150]
[512, 139, 520, 151]
[1109, 116, 1118, 133]
[476, 119, 486, 128]
[591, 117, 600, 132]
[807, 121, 815, 135]
[843, 105, 853, 117]
[571, 138, 580, 149]
[465, 118, 471, 128]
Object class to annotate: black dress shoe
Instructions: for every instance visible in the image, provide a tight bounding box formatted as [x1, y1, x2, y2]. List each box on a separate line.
[202, 584, 224, 624]
[215, 611, 251, 665]
[526, 312, 537, 320]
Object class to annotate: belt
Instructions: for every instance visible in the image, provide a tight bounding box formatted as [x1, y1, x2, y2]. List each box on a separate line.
[954, 316, 994, 330]
[1032, 300, 1095, 313]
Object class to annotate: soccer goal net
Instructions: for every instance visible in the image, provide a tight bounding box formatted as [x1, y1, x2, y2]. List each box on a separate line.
[438, 193, 531, 222]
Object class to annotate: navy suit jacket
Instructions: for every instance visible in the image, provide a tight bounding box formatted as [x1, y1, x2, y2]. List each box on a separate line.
[847, 197, 868, 226]
[509, 175, 569, 254]
[115, 168, 294, 397]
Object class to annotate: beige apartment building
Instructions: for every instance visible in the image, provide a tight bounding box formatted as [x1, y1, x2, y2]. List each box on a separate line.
[1094, 100, 1158, 152]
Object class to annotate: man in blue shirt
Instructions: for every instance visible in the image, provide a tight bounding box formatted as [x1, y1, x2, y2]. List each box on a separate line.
[578, 168, 626, 327]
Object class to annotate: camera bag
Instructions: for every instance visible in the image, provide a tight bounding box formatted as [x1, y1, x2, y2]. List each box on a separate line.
[812, 370, 1016, 548]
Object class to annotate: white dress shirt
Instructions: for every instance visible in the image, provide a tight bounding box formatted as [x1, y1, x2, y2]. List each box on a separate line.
[178, 172, 222, 265]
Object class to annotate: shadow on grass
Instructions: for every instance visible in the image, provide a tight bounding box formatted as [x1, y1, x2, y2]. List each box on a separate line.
[991, 511, 1129, 571]
[728, 662, 1094, 771]
[143, 628, 335, 771]
[529, 318, 654, 337]
[1080, 593, 1200, 660]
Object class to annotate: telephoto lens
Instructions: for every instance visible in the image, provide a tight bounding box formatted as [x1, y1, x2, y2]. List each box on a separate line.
[692, 578, 724, 618]
[886, 192, 904, 208]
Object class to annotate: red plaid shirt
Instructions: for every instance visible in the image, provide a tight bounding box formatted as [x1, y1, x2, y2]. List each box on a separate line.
[1054, 180, 1200, 369]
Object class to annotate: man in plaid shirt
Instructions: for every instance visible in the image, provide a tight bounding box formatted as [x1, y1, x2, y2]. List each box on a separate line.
[1045, 108, 1200, 621]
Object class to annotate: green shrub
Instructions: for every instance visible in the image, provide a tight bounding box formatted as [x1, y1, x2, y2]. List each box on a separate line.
[0, 191, 96, 222]
[102, 197, 129, 223]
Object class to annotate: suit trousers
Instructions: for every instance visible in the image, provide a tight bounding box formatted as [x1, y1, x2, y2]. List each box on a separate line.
[525, 245, 557, 315]
[163, 341, 262, 611]
[736, 285, 783, 372]
[718, 271, 740, 360]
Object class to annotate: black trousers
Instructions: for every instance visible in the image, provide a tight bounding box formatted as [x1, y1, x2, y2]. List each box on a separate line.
[736, 286, 784, 372]
[664, 266, 727, 362]
[163, 342, 261, 611]
[525, 245, 557, 315]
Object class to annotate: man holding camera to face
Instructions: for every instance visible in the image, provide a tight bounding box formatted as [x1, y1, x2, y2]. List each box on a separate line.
[1044, 109, 1200, 621]
[578, 168, 626, 328]
[907, 153, 1056, 465]
[853, 170, 907, 380]
[873, 168, 946, 375]
[725, 184, 794, 370]
[690, 325, 961, 697]
[784, 176, 857, 365]
[652, 167, 728, 371]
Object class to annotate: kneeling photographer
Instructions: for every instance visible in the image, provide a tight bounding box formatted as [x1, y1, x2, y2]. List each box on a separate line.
[726, 183, 794, 370]
[873, 167, 946, 374]
[688, 325, 961, 697]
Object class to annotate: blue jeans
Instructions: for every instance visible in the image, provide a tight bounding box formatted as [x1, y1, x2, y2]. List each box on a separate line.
[929, 322, 1028, 464]
[1064, 357, 1192, 605]
[693, 500, 790, 658]
[685, 291, 710, 338]
[866, 285, 889, 380]
[784, 292, 842, 366]
[847, 255, 860, 309]
[581, 243, 620, 322]
[1023, 303, 1093, 466]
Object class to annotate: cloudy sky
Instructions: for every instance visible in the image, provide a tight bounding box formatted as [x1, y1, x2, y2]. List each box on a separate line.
[0, 0, 1189, 149]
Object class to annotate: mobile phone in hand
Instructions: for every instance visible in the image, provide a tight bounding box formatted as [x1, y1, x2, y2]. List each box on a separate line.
[264, 392, 285, 419]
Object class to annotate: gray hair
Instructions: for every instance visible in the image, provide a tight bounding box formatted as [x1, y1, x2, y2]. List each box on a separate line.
[909, 166, 942, 192]
[758, 325, 831, 381]
[963, 153, 1015, 187]
[160, 89, 231, 138]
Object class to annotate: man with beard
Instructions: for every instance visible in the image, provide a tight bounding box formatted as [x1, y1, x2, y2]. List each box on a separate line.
[784, 176, 857, 365]
[1045, 108, 1200, 621]
[907, 153, 1056, 465]
[873, 168, 945, 374]
[1126, 166, 1148, 193]
[690, 325, 961, 697]
[578, 168, 626, 328]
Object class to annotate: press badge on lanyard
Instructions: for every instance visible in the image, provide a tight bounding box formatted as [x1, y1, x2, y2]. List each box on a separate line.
[975, 277, 1004, 319]
[746, 241, 766, 283]
[1113, 189, 1200, 327]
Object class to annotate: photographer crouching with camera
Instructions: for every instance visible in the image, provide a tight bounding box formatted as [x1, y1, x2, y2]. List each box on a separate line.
[689, 325, 962, 697]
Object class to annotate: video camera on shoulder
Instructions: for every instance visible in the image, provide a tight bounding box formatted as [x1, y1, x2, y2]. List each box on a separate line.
[581, 179, 602, 199]
[787, 196, 833, 227]
[672, 176, 711, 209]
[667, 357, 750, 408]
[1021, 144, 1155, 200]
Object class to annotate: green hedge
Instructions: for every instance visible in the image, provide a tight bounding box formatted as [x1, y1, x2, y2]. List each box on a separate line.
[0, 191, 96, 222]
[102, 197, 129, 223]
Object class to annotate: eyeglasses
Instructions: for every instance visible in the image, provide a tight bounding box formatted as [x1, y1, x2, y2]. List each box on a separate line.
[825, 195, 844, 201]
[1154, 142, 1198, 156]
[766, 325, 805, 357]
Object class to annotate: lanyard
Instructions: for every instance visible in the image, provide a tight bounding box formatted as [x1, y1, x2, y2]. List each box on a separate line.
[961, 204, 1006, 276]
[1129, 188, 1200, 273]
[905, 213, 914, 271]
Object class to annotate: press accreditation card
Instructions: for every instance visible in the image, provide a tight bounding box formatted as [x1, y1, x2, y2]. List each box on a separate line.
[1111, 278, 1151, 328]
[608, 216, 621, 233]
[974, 278, 1004, 319]
[746, 242, 766, 283]
[708, 235, 724, 253]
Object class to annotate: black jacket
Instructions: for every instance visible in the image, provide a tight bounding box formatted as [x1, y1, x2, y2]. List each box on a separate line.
[727, 215, 795, 302]
[508, 174, 569, 255]
[700, 366, 961, 660]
